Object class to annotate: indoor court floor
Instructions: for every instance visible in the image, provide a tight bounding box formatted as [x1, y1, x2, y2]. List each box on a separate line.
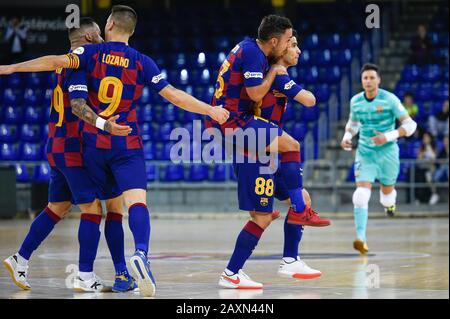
[0, 216, 448, 299]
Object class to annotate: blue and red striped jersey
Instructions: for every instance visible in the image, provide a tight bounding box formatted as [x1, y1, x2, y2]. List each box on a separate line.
[46, 63, 88, 168]
[206, 38, 269, 132]
[68, 42, 169, 150]
[256, 74, 303, 127]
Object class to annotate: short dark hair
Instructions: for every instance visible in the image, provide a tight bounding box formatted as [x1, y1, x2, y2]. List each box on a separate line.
[258, 15, 293, 42]
[404, 92, 414, 98]
[360, 63, 379, 75]
[68, 17, 96, 39]
[111, 5, 137, 35]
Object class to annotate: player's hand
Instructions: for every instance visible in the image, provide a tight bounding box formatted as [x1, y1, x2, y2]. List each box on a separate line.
[208, 105, 230, 125]
[371, 131, 387, 145]
[271, 64, 288, 75]
[341, 139, 352, 151]
[0, 65, 15, 75]
[104, 115, 132, 136]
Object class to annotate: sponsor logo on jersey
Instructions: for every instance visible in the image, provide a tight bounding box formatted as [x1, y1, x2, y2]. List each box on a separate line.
[68, 85, 88, 92]
[73, 47, 85, 55]
[244, 72, 263, 79]
[284, 80, 296, 90]
[152, 74, 164, 84]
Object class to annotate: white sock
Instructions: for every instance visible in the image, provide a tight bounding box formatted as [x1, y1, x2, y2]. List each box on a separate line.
[16, 253, 29, 267]
[282, 257, 296, 263]
[78, 271, 94, 281]
[224, 268, 235, 276]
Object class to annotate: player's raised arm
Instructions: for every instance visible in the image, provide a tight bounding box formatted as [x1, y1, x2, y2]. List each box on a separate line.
[273, 73, 316, 107]
[159, 85, 230, 125]
[0, 54, 76, 74]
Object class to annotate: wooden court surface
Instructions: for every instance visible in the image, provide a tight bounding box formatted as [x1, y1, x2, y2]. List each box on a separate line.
[0, 217, 448, 299]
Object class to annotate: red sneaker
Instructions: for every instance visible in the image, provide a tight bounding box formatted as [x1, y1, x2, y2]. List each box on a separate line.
[271, 210, 281, 221]
[287, 206, 330, 227]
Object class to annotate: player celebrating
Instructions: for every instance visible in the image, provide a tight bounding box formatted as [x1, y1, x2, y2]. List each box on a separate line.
[206, 15, 330, 290]
[0, 5, 230, 297]
[340, 63, 417, 254]
[2, 18, 134, 293]
[256, 32, 322, 279]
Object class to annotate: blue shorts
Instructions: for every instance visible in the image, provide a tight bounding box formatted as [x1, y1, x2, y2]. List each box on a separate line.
[226, 116, 283, 161]
[233, 162, 275, 213]
[83, 147, 146, 195]
[48, 166, 97, 205]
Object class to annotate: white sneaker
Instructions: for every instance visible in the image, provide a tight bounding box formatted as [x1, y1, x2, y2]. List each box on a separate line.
[218, 270, 263, 289]
[3, 254, 31, 290]
[277, 257, 322, 279]
[429, 193, 439, 205]
[73, 273, 110, 292]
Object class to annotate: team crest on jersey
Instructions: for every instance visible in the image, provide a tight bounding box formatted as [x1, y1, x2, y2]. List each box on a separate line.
[284, 80, 296, 90]
[376, 106, 383, 113]
[244, 72, 263, 79]
[260, 198, 269, 207]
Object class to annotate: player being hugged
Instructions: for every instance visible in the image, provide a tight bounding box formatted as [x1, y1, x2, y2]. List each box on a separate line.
[340, 63, 417, 254]
[0, 5, 229, 297]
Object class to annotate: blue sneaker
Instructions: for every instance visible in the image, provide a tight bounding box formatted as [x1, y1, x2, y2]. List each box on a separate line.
[130, 250, 156, 297]
[112, 271, 137, 293]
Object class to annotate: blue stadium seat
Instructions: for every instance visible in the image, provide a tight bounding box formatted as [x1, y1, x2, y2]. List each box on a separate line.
[6, 73, 22, 88]
[211, 164, 227, 182]
[192, 68, 212, 86]
[188, 52, 208, 68]
[316, 49, 332, 66]
[314, 84, 331, 103]
[303, 34, 320, 50]
[208, 52, 227, 69]
[173, 69, 190, 86]
[159, 141, 175, 160]
[323, 33, 343, 49]
[229, 164, 237, 181]
[0, 124, 19, 143]
[170, 53, 188, 69]
[200, 85, 215, 103]
[23, 88, 40, 106]
[20, 143, 42, 161]
[283, 104, 295, 122]
[41, 72, 56, 90]
[162, 164, 184, 182]
[319, 66, 341, 83]
[3, 88, 19, 106]
[304, 67, 319, 84]
[25, 73, 42, 89]
[334, 49, 352, 66]
[143, 141, 156, 160]
[402, 65, 420, 82]
[43, 89, 53, 106]
[140, 86, 152, 104]
[187, 164, 209, 182]
[162, 104, 177, 122]
[421, 65, 441, 82]
[292, 122, 309, 141]
[397, 163, 410, 182]
[139, 104, 154, 123]
[298, 50, 312, 67]
[15, 164, 30, 183]
[346, 33, 362, 50]
[433, 84, 449, 100]
[301, 105, 320, 122]
[3, 106, 23, 124]
[20, 124, 41, 143]
[159, 122, 174, 141]
[146, 164, 156, 182]
[140, 122, 153, 142]
[213, 36, 231, 51]
[0, 143, 19, 160]
[23, 106, 44, 124]
[32, 163, 51, 182]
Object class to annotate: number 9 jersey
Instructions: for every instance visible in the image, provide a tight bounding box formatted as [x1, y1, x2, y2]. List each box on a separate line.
[66, 42, 170, 150]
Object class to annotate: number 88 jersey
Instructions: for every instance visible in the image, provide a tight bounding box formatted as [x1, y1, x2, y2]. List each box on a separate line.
[66, 42, 170, 150]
